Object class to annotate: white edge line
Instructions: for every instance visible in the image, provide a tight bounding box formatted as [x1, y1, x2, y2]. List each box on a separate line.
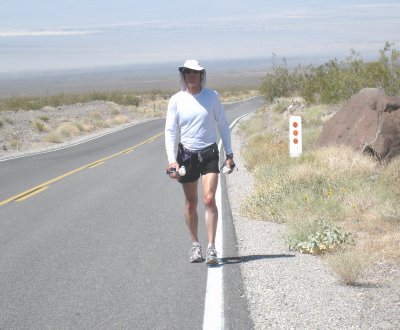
[203, 113, 251, 330]
[202, 142, 224, 330]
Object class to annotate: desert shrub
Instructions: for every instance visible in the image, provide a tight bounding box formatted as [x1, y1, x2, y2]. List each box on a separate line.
[261, 42, 400, 105]
[33, 119, 48, 132]
[38, 115, 50, 122]
[260, 55, 303, 102]
[45, 132, 63, 143]
[303, 43, 400, 104]
[108, 114, 128, 125]
[57, 122, 81, 137]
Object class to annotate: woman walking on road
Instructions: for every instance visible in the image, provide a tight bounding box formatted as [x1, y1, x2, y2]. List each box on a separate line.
[165, 59, 235, 265]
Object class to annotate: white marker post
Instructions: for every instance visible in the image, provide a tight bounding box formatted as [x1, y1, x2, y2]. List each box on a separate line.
[289, 116, 302, 158]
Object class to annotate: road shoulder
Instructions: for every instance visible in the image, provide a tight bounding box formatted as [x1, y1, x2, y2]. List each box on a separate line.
[226, 122, 400, 329]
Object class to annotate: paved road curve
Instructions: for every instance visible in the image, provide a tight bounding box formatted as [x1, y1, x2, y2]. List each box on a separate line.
[0, 97, 264, 329]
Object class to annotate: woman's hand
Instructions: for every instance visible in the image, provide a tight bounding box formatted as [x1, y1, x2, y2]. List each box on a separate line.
[167, 162, 180, 179]
[224, 157, 235, 174]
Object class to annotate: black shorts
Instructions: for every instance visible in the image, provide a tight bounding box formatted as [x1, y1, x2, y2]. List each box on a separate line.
[177, 143, 220, 184]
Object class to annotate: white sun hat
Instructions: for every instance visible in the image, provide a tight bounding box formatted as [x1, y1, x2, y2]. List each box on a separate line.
[179, 59, 205, 72]
[178, 59, 207, 91]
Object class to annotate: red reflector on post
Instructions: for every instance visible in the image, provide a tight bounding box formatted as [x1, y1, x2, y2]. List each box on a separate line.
[289, 116, 302, 157]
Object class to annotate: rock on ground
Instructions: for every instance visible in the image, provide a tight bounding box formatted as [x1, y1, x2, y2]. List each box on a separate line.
[316, 88, 400, 162]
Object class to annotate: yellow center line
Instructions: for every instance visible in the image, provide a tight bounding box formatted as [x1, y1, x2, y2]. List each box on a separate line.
[15, 186, 49, 202]
[87, 161, 104, 168]
[0, 131, 164, 206]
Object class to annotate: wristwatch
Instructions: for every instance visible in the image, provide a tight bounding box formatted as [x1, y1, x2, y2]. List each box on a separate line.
[226, 153, 234, 159]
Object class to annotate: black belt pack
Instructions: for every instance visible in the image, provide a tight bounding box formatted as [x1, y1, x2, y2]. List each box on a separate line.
[177, 142, 219, 165]
[198, 143, 219, 164]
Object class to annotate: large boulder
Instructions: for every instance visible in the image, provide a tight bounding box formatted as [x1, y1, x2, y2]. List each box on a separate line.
[315, 88, 400, 162]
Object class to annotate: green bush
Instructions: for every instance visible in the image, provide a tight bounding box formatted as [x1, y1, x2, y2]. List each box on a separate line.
[260, 55, 303, 102]
[260, 42, 400, 104]
[291, 219, 354, 255]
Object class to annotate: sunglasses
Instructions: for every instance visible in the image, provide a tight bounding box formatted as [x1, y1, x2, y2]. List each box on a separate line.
[182, 69, 201, 75]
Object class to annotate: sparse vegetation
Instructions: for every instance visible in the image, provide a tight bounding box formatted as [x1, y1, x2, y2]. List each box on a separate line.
[291, 220, 354, 255]
[38, 115, 50, 122]
[57, 122, 82, 137]
[239, 97, 400, 284]
[0, 91, 141, 112]
[260, 42, 400, 104]
[33, 119, 48, 132]
[325, 246, 372, 285]
[44, 132, 63, 144]
[0, 88, 257, 155]
[0, 88, 258, 113]
[240, 45, 400, 284]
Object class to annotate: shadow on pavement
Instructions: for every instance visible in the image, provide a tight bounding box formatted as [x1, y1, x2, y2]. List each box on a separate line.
[208, 254, 295, 267]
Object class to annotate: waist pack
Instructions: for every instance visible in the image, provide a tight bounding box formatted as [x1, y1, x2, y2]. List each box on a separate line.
[177, 142, 219, 166]
[198, 143, 219, 164]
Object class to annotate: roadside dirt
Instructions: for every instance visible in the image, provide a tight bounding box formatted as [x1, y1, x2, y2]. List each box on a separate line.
[0, 100, 165, 160]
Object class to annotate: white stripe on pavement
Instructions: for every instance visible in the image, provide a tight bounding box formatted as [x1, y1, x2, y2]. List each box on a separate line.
[202, 177, 224, 330]
[203, 115, 249, 329]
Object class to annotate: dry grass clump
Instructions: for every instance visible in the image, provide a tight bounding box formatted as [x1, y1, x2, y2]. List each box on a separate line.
[44, 132, 64, 143]
[375, 157, 400, 221]
[324, 246, 372, 285]
[90, 111, 103, 120]
[32, 119, 49, 132]
[107, 114, 129, 126]
[136, 98, 167, 118]
[8, 138, 21, 149]
[45, 122, 83, 143]
[57, 122, 82, 137]
[44, 105, 131, 143]
[240, 97, 400, 285]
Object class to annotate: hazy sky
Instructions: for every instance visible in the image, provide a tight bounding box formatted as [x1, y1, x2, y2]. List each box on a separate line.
[1, 0, 400, 73]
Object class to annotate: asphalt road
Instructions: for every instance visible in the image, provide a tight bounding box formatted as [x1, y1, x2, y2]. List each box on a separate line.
[0, 97, 264, 329]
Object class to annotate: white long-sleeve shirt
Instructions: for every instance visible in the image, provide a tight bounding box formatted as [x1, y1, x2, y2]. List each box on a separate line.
[165, 88, 233, 164]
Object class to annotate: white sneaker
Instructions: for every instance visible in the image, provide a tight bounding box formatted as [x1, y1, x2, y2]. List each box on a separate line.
[189, 244, 203, 263]
[205, 247, 218, 265]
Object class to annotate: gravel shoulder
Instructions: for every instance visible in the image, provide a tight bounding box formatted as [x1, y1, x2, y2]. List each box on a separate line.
[226, 122, 400, 330]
